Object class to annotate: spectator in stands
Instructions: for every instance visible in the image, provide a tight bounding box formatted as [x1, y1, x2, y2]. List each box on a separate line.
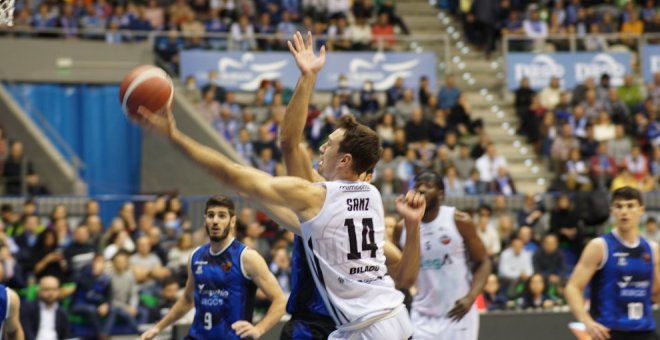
[86, 215, 103, 249]
[464, 168, 485, 195]
[442, 165, 464, 197]
[397, 148, 419, 184]
[651, 146, 660, 180]
[373, 168, 403, 196]
[604, 88, 631, 126]
[579, 124, 599, 160]
[31, 229, 67, 281]
[198, 89, 222, 123]
[453, 144, 474, 180]
[107, 251, 140, 333]
[471, 0, 499, 57]
[20, 276, 69, 340]
[514, 77, 536, 132]
[533, 233, 565, 285]
[130, 236, 171, 285]
[277, 11, 297, 49]
[646, 12, 660, 37]
[611, 166, 639, 192]
[492, 166, 516, 196]
[477, 205, 501, 257]
[26, 174, 50, 196]
[234, 128, 256, 163]
[539, 77, 562, 111]
[449, 93, 483, 135]
[417, 76, 433, 107]
[517, 193, 545, 232]
[428, 109, 448, 145]
[376, 113, 396, 146]
[404, 107, 430, 143]
[394, 90, 416, 127]
[519, 274, 555, 310]
[569, 105, 589, 139]
[269, 247, 292, 294]
[102, 223, 135, 260]
[572, 77, 595, 106]
[245, 222, 270, 262]
[581, 89, 603, 120]
[71, 254, 113, 338]
[606, 124, 632, 165]
[563, 148, 591, 190]
[386, 77, 406, 108]
[642, 217, 660, 244]
[437, 75, 461, 110]
[359, 80, 380, 117]
[350, 16, 373, 50]
[144, 0, 164, 30]
[146, 277, 180, 324]
[549, 194, 582, 258]
[59, 4, 80, 39]
[52, 218, 71, 248]
[623, 145, 648, 181]
[499, 237, 533, 294]
[619, 74, 645, 112]
[65, 225, 95, 273]
[3, 141, 34, 196]
[374, 147, 398, 180]
[594, 110, 616, 142]
[371, 11, 396, 50]
[523, 8, 548, 51]
[328, 16, 352, 51]
[476, 143, 508, 187]
[550, 123, 580, 173]
[482, 274, 508, 311]
[230, 14, 256, 51]
[590, 142, 619, 190]
[256, 12, 276, 51]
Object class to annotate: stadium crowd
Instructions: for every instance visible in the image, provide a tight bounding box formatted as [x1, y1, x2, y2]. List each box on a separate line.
[3, 0, 660, 337]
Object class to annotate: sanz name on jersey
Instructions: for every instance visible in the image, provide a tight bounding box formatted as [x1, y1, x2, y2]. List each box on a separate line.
[347, 198, 370, 211]
[350, 265, 379, 274]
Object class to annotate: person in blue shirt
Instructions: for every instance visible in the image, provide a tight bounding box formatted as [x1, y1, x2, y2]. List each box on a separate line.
[566, 186, 660, 340]
[141, 196, 285, 340]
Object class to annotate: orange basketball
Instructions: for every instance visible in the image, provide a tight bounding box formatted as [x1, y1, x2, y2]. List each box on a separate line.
[119, 65, 174, 119]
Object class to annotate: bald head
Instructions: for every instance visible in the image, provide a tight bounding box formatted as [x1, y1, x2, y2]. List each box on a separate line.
[39, 276, 60, 306]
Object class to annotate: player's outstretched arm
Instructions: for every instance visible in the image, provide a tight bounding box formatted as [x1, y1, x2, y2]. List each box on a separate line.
[384, 191, 426, 289]
[650, 242, 660, 303]
[141, 255, 196, 340]
[233, 249, 287, 339]
[281, 31, 326, 182]
[137, 107, 325, 222]
[565, 238, 610, 340]
[4, 289, 24, 340]
[447, 211, 492, 322]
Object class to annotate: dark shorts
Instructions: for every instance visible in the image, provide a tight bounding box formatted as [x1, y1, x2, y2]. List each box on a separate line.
[610, 330, 660, 340]
[280, 314, 336, 340]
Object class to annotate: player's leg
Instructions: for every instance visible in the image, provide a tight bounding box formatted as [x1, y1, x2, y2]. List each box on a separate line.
[410, 308, 440, 340]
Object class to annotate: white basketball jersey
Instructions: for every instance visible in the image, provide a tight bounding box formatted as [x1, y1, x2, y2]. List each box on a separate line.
[403, 206, 472, 317]
[300, 181, 404, 327]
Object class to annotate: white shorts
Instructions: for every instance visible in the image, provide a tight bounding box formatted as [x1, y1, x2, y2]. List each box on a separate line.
[329, 306, 412, 340]
[411, 306, 479, 340]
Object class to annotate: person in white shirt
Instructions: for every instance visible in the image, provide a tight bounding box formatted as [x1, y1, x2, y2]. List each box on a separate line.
[21, 276, 67, 340]
[475, 143, 508, 185]
[539, 77, 562, 110]
[523, 8, 548, 51]
[476, 205, 501, 257]
[498, 238, 534, 295]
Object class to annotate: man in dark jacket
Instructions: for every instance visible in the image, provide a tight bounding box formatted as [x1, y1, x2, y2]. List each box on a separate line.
[20, 276, 69, 340]
[70, 254, 114, 338]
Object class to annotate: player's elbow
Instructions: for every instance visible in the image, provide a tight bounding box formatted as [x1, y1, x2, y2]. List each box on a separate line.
[394, 271, 417, 290]
[279, 138, 297, 152]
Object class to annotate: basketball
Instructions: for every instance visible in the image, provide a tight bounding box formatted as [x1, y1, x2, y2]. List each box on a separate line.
[119, 65, 174, 118]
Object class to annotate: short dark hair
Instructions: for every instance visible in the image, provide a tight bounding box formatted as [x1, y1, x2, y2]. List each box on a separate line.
[205, 195, 235, 217]
[112, 249, 131, 261]
[612, 186, 643, 206]
[414, 170, 444, 191]
[336, 115, 382, 175]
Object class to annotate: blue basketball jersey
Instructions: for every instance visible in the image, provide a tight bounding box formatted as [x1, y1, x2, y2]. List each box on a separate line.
[590, 232, 656, 331]
[188, 239, 256, 340]
[0, 285, 8, 333]
[285, 235, 330, 317]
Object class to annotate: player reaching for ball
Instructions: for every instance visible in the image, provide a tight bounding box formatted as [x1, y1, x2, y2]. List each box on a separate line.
[135, 69, 424, 339]
[141, 196, 285, 340]
[566, 187, 660, 340]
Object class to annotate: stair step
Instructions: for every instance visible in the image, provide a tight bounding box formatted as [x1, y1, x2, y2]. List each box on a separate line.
[397, 3, 439, 15]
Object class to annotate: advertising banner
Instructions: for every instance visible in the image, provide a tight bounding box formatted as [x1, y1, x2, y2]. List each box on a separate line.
[506, 52, 631, 90]
[181, 51, 437, 91]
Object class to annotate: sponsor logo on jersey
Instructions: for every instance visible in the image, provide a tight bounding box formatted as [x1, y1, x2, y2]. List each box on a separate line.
[617, 276, 650, 297]
[198, 284, 205, 291]
[421, 254, 453, 270]
[614, 252, 628, 266]
[349, 265, 380, 275]
[196, 265, 203, 274]
[440, 235, 451, 245]
[339, 184, 371, 192]
[643, 253, 651, 263]
[222, 261, 232, 272]
[357, 276, 383, 284]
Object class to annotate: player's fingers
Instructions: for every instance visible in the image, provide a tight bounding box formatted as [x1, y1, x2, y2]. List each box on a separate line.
[306, 30, 313, 50]
[292, 32, 301, 51]
[287, 40, 296, 54]
[320, 45, 326, 59]
[296, 31, 304, 51]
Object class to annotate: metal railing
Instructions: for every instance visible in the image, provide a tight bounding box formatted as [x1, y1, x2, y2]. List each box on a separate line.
[501, 32, 659, 54]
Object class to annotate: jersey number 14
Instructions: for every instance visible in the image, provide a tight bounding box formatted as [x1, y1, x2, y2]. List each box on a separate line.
[345, 218, 378, 260]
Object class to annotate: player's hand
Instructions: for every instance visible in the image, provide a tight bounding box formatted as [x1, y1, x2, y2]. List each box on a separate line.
[395, 190, 426, 223]
[137, 106, 177, 138]
[288, 31, 326, 75]
[584, 319, 610, 340]
[447, 295, 475, 322]
[232, 320, 263, 339]
[141, 325, 161, 340]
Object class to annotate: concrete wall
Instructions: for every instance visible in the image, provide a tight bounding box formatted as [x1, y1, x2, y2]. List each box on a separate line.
[0, 37, 152, 83]
[0, 84, 85, 194]
[139, 84, 248, 196]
